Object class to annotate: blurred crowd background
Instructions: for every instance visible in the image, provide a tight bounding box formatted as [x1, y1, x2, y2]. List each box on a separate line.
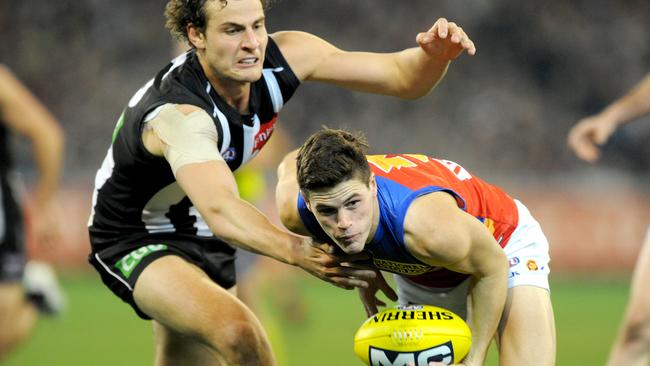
[1, 0, 649, 271]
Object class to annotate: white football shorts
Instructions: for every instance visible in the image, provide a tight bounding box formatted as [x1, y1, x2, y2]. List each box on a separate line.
[395, 199, 551, 318]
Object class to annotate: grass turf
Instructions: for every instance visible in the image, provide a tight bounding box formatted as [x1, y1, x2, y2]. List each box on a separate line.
[1, 272, 630, 365]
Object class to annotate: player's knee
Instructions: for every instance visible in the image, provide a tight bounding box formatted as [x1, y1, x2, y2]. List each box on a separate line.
[621, 315, 650, 348]
[190, 305, 271, 365]
[204, 319, 270, 365]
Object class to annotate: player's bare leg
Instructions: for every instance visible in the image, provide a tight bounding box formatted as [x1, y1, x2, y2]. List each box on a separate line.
[0, 283, 37, 359]
[496, 285, 556, 366]
[134, 255, 275, 366]
[606, 229, 650, 366]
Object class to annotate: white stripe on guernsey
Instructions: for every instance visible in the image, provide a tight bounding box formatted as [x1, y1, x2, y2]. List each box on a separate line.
[0, 182, 4, 243]
[142, 182, 185, 234]
[189, 207, 213, 237]
[126, 54, 186, 109]
[262, 68, 284, 113]
[241, 114, 261, 165]
[161, 52, 188, 81]
[128, 79, 155, 108]
[143, 104, 167, 123]
[95, 253, 133, 291]
[88, 147, 116, 226]
[205, 83, 231, 154]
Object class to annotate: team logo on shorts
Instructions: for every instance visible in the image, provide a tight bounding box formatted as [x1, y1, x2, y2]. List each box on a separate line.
[526, 260, 539, 271]
[508, 257, 520, 267]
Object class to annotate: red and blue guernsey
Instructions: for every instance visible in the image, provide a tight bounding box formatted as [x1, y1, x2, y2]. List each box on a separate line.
[297, 154, 519, 288]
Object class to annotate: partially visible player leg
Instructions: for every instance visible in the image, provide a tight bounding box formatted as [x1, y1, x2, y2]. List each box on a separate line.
[134, 255, 275, 366]
[150, 285, 240, 365]
[0, 283, 38, 358]
[496, 285, 555, 366]
[496, 200, 555, 365]
[152, 320, 222, 365]
[606, 228, 650, 366]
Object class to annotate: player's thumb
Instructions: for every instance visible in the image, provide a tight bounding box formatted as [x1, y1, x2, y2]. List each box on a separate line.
[416, 32, 434, 45]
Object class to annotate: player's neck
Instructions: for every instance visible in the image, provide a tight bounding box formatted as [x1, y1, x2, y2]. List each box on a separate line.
[198, 57, 252, 114]
[210, 77, 252, 114]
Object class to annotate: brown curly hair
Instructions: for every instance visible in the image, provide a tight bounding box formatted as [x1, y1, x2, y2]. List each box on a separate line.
[165, 0, 269, 45]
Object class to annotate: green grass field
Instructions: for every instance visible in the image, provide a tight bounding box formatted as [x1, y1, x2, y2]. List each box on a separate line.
[2, 272, 630, 365]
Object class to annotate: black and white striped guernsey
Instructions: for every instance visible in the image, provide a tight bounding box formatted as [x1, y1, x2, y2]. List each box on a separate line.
[88, 38, 300, 251]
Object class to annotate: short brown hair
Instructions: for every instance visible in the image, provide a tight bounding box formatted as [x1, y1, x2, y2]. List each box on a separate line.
[296, 128, 371, 194]
[164, 0, 269, 45]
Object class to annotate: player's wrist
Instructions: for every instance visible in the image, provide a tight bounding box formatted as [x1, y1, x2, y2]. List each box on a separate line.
[600, 106, 628, 128]
[286, 235, 311, 267]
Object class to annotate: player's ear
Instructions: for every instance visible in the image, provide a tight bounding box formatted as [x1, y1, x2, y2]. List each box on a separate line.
[187, 24, 206, 49]
[300, 190, 313, 212]
[369, 173, 377, 197]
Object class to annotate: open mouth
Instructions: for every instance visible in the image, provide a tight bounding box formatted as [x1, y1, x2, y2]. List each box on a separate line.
[238, 57, 259, 66]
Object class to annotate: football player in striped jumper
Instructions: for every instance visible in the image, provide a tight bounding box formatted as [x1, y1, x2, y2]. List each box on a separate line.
[87, 0, 476, 365]
[0, 65, 65, 359]
[276, 128, 556, 366]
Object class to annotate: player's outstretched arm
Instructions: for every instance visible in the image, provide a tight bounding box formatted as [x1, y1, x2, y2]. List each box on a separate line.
[568, 72, 650, 163]
[273, 18, 475, 100]
[0, 65, 65, 247]
[145, 105, 373, 289]
[403, 191, 508, 366]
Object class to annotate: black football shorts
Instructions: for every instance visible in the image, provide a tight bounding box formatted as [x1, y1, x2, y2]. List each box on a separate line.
[0, 180, 25, 283]
[89, 234, 236, 319]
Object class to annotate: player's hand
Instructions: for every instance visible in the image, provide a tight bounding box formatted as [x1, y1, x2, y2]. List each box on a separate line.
[567, 114, 618, 163]
[416, 18, 476, 60]
[358, 271, 398, 317]
[296, 238, 378, 290]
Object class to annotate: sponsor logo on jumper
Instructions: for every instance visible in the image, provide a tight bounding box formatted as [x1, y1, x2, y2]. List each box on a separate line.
[253, 115, 277, 153]
[373, 258, 431, 275]
[526, 259, 539, 271]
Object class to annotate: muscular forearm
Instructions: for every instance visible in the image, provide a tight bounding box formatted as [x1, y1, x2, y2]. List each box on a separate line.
[463, 272, 507, 365]
[394, 47, 451, 99]
[203, 195, 305, 265]
[600, 74, 650, 126]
